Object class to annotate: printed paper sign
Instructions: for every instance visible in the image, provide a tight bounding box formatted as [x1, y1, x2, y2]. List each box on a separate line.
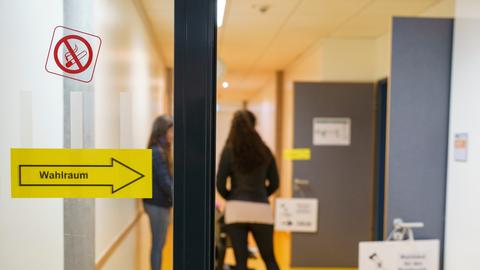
[11, 148, 152, 198]
[359, 240, 440, 270]
[45, 26, 101, 83]
[454, 133, 468, 162]
[313, 117, 351, 146]
[275, 198, 318, 232]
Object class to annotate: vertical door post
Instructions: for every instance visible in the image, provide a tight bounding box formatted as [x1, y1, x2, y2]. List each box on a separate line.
[174, 0, 217, 269]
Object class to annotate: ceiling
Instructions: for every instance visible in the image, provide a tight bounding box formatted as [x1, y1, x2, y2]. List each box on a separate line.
[140, 0, 453, 97]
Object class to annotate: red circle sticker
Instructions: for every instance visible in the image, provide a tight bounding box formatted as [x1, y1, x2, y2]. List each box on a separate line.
[53, 35, 93, 74]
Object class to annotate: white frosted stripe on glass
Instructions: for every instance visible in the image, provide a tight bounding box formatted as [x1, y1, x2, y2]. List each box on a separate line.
[70, 92, 83, 148]
[20, 91, 32, 148]
[120, 92, 133, 149]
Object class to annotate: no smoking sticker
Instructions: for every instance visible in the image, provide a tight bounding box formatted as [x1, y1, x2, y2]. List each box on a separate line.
[45, 26, 101, 83]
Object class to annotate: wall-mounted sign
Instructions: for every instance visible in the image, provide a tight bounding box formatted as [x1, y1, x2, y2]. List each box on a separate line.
[359, 240, 440, 270]
[313, 117, 351, 146]
[11, 148, 152, 198]
[283, 148, 311, 160]
[275, 198, 318, 233]
[454, 133, 468, 162]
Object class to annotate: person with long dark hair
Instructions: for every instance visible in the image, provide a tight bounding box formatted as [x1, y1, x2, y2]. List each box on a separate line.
[144, 115, 173, 270]
[217, 110, 280, 270]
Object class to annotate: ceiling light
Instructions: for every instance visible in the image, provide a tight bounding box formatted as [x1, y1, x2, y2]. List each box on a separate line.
[217, 0, 227, 27]
[222, 81, 229, 89]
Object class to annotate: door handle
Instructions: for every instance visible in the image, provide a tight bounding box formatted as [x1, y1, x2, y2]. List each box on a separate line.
[293, 178, 310, 186]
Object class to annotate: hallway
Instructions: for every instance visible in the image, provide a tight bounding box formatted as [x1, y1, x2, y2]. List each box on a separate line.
[3, 0, 480, 270]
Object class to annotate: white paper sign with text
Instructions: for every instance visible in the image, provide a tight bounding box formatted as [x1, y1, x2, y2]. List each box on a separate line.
[359, 240, 440, 270]
[275, 198, 318, 233]
[313, 117, 351, 146]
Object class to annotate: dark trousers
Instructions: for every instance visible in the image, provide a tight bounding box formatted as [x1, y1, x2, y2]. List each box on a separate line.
[224, 223, 280, 270]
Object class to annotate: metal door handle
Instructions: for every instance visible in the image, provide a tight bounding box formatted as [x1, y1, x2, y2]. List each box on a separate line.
[293, 178, 310, 186]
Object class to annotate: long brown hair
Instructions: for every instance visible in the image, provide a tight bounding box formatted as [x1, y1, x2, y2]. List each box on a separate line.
[226, 110, 271, 173]
[147, 115, 173, 149]
[147, 115, 173, 174]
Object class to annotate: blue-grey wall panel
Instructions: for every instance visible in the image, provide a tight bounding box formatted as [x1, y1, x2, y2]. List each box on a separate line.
[388, 17, 452, 248]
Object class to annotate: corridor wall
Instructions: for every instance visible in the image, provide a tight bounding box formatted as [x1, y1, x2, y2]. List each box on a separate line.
[444, 0, 480, 268]
[248, 74, 277, 152]
[93, 0, 168, 269]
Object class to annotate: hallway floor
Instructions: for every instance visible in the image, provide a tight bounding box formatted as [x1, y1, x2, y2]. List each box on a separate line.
[139, 216, 357, 270]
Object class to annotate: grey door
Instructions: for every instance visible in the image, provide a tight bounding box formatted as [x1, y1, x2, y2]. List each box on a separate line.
[291, 82, 376, 267]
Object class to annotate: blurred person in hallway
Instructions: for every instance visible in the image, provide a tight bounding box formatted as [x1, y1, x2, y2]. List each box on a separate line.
[217, 110, 280, 270]
[144, 115, 173, 270]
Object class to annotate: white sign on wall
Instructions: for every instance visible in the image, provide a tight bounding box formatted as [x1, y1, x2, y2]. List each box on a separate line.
[359, 240, 440, 270]
[274, 198, 318, 233]
[313, 117, 351, 146]
[454, 133, 468, 162]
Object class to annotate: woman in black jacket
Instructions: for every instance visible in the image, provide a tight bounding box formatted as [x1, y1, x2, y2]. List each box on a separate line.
[217, 110, 280, 270]
[144, 115, 173, 270]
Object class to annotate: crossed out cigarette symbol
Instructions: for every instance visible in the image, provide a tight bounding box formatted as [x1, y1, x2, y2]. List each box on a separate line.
[53, 35, 93, 74]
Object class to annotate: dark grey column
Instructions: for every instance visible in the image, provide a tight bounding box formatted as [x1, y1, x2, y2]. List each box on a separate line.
[63, 1, 95, 270]
[387, 17, 453, 259]
[173, 0, 217, 269]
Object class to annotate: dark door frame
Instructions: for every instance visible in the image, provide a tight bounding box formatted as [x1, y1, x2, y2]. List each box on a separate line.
[173, 0, 217, 269]
[374, 78, 388, 241]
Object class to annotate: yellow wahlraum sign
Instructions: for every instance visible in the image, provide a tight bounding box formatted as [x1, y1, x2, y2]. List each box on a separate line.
[11, 148, 152, 198]
[283, 148, 311, 160]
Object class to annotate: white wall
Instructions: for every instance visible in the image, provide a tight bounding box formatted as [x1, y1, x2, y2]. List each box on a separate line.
[373, 32, 392, 80]
[93, 0, 167, 269]
[0, 1, 64, 270]
[216, 101, 243, 169]
[444, 0, 480, 268]
[285, 38, 378, 85]
[248, 77, 277, 152]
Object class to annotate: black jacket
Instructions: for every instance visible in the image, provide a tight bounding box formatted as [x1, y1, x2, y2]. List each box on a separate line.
[216, 146, 279, 203]
[143, 145, 173, 207]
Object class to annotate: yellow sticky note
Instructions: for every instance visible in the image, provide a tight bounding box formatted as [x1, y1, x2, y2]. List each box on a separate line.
[283, 148, 311, 160]
[11, 148, 152, 198]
